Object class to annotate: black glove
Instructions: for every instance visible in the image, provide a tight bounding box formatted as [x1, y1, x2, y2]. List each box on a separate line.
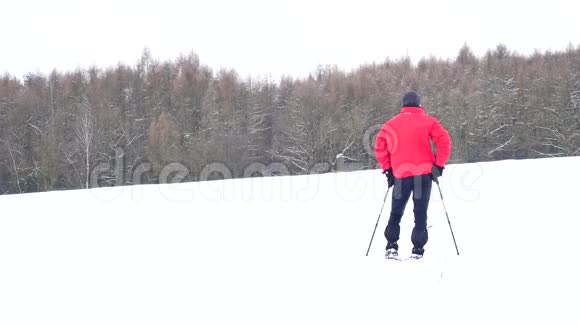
[431, 165, 444, 183]
[383, 168, 394, 188]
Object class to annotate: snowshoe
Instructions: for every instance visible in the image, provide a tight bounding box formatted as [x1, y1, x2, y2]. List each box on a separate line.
[385, 248, 399, 260]
[410, 247, 424, 259]
[408, 253, 423, 260]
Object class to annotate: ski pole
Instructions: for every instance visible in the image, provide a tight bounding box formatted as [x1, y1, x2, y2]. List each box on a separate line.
[365, 187, 391, 256]
[434, 179, 460, 255]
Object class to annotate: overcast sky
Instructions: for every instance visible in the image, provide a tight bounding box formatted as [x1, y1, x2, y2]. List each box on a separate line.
[1, 0, 578, 80]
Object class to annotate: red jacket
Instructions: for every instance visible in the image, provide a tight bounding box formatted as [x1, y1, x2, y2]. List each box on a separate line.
[375, 107, 451, 178]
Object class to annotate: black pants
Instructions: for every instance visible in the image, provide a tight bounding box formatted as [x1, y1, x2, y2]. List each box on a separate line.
[384, 174, 432, 250]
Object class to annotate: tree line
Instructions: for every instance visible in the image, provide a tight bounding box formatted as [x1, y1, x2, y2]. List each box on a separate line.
[1, 44, 579, 195]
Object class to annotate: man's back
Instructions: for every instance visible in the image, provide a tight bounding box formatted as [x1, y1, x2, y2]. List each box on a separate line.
[375, 106, 451, 178]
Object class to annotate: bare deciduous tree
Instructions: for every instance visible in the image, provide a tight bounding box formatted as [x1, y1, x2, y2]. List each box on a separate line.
[74, 97, 93, 189]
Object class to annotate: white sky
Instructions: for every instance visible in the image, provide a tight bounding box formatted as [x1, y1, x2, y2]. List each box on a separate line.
[1, 0, 578, 81]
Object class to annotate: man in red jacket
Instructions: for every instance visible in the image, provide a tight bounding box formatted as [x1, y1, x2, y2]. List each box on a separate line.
[374, 91, 451, 259]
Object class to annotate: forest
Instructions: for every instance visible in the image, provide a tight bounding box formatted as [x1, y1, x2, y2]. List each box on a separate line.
[1, 44, 579, 195]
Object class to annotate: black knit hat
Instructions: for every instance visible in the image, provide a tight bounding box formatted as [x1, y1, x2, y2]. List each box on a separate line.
[402, 91, 421, 107]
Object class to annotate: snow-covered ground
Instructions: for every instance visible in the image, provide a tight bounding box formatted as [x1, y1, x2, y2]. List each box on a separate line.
[1, 157, 579, 326]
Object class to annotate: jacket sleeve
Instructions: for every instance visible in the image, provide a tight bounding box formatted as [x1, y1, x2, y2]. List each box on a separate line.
[430, 120, 452, 167]
[374, 123, 391, 171]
